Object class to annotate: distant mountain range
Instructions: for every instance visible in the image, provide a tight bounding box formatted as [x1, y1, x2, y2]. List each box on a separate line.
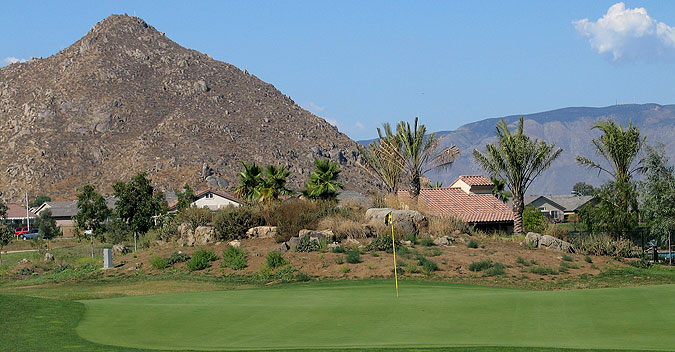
[360, 104, 675, 195]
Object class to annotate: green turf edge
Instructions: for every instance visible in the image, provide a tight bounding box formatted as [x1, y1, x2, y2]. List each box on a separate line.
[1, 293, 668, 352]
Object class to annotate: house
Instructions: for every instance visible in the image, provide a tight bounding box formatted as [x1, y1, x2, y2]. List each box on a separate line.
[398, 175, 514, 230]
[34, 197, 118, 237]
[525, 195, 595, 222]
[167, 188, 241, 212]
[6, 203, 37, 227]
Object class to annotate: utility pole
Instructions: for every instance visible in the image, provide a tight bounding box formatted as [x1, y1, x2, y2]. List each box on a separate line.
[25, 192, 30, 231]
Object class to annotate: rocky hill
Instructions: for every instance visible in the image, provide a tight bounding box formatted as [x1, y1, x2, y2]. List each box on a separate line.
[0, 15, 376, 201]
[429, 104, 675, 195]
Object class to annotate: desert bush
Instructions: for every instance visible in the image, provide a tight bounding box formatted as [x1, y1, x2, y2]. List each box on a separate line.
[266, 251, 287, 269]
[571, 234, 634, 257]
[562, 254, 573, 262]
[429, 215, 472, 237]
[213, 205, 264, 240]
[335, 256, 344, 264]
[424, 247, 442, 257]
[19, 267, 35, 276]
[560, 261, 579, 269]
[417, 256, 438, 274]
[516, 256, 532, 266]
[404, 233, 418, 244]
[419, 236, 435, 247]
[221, 246, 247, 270]
[296, 236, 321, 252]
[467, 239, 479, 249]
[584, 255, 593, 263]
[340, 266, 351, 274]
[483, 263, 505, 276]
[331, 245, 345, 253]
[180, 207, 213, 230]
[273, 199, 328, 242]
[317, 216, 365, 240]
[186, 248, 218, 271]
[523, 206, 547, 233]
[149, 256, 169, 270]
[469, 259, 495, 272]
[544, 223, 569, 241]
[167, 251, 190, 265]
[157, 216, 180, 241]
[345, 250, 362, 264]
[529, 266, 558, 275]
[365, 236, 401, 253]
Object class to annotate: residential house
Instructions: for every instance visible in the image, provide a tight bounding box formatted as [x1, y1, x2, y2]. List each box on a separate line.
[399, 175, 514, 230]
[6, 203, 36, 227]
[167, 189, 241, 212]
[34, 197, 118, 237]
[525, 195, 595, 222]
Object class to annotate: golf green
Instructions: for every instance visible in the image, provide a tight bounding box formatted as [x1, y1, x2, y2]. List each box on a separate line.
[76, 281, 675, 351]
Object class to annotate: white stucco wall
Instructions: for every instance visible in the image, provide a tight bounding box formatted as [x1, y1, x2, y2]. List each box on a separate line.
[192, 192, 239, 210]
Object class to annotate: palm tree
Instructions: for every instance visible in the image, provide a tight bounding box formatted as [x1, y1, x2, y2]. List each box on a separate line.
[473, 117, 562, 234]
[490, 177, 511, 202]
[259, 165, 292, 202]
[576, 120, 645, 184]
[395, 117, 459, 198]
[358, 123, 403, 193]
[303, 159, 344, 201]
[234, 162, 263, 201]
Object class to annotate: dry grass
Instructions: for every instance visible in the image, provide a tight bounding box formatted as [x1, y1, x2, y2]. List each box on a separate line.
[428, 215, 472, 237]
[317, 217, 366, 239]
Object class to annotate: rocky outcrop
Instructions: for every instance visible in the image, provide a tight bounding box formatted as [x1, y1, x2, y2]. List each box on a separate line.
[433, 236, 453, 246]
[286, 229, 335, 251]
[176, 224, 215, 246]
[44, 253, 54, 262]
[112, 244, 129, 255]
[526, 232, 576, 253]
[364, 208, 428, 236]
[246, 226, 278, 239]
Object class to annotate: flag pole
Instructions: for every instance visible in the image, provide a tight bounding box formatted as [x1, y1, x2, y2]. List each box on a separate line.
[385, 211, 399, 297]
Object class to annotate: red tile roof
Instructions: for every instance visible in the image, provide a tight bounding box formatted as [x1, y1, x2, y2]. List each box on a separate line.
[398, 188, 514, 223]
[6, 203, 37, 219]
[454, 175, 494, 187]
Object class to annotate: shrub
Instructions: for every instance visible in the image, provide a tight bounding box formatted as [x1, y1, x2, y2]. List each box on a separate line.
[483, 263, 505, 277]
[419, 236, 435, 247]
[516, 256, 531, 266]
[149, 256, 169, 270]
[467, 239, 479, 249]
[339, 266, 351, 274]
[167, 251, 190, 265]
[366, 236, 400, 253]
[346, 250, 362, 264]
[424, 247, 442, 257]
[19, 267, 35, 276]
[404, 233, 418, 244]
[317, 217, 365, 240]
[429, 215, 472, 236]
[417, 256, 438, 274]
[335, 257, 344, 264]
[469, 259, 494, 272]
[523, 206, 547, 233]
[186, 248, 218, 271]
[561, 254, 573, 262]
[584, 255, 593, 263]
[213, 205, 264, 240]
[180, 207, 213, 230]
[544, 223, 569, 241]
[529, 266, 558, 275]
[107, 217, 131, 244]
[273, 199, 328, 242]
[331, 245, 345, 253]
[560, 261, 579, 270]
[571, 234, 634, 257]
[221, 246, 247, 270]
[296, 236, 321, 252]
[157, 216, 180, 242]
[266, 251, 287, 269]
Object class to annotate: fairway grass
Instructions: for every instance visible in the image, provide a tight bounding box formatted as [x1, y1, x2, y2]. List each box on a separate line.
[74, 281, 675, 351]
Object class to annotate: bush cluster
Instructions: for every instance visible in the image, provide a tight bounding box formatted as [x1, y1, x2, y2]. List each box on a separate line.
[365, 236, 400, 253]
[467, 239, 479, 249]
[186, 248, 218, 271]
[529, 266, 558, 275]
[266, 251, 287, 269]
[221, 246, 248, 270]
[417, 256, 438, 274]
[180, 207, 213, 230]
[149, 256, 169, 270]
[213, 205, 264, 240]
[167, 251, 191, 265]
[570, 234, 634, 257]
[295, 236, 321, 252]
[345, 250, 362, 264]
[157, 217, 180, 241]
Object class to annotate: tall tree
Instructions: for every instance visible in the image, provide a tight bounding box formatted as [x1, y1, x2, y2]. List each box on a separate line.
[29, 195, 51, 208]
[234, 162, 263, 202]
[303, 159, 344, 202]
[35, 209, 61, 240]
[358, 123, 403, 193]
[473, 117, 562, 234]
[571, 182, 597, 196]
[175, 184, 197, 212]
[395, 117, 459, 197]
[73, 184, 110, 257]
[576, 120, 645, 234]
[0, 200, 11, 265]
[641, 144, 675, 255]
[259, 165, 292, 202]
[113, 173, 167, 251]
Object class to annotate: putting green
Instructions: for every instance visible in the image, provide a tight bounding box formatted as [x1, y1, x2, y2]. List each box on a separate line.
[76, 281, 675, 351]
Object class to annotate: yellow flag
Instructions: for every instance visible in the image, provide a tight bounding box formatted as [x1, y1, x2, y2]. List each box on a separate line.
[386, 211, 399, 297]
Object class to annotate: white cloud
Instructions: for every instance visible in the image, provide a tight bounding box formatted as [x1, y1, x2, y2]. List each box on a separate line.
[574, 2, 675, 62]
[354, 121, 365, 129]
[302, 101, 326, 115]
[324, 117, 339, 127]
[1, 57, 28, 66]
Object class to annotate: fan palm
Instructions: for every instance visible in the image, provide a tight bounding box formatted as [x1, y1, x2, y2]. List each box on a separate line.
[473, 117, 562, 234]
[259, 165, 292, 202]
[234, 162, 263, 201]
[303, 159, 344, 201]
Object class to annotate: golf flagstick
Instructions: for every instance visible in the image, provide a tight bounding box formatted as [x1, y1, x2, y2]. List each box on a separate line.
[385, 212, 399, 297]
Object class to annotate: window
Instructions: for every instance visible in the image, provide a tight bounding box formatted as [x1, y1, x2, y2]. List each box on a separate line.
[550, 210, 559, 219]
[205, 193, 213, 199]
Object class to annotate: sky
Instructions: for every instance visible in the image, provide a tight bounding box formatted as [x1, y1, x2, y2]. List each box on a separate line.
[2, 1, 675, 140]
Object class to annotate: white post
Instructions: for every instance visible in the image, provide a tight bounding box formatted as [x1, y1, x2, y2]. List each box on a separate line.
[669, 232, 672, 266]
[25, 192, 30, 231]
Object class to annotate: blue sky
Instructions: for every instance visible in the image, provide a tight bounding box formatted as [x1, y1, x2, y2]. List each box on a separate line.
[2, 1, 675, 140]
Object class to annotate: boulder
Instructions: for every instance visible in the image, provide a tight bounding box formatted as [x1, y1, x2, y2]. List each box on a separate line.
[433, 236, 452, 246]
[326, 242, 341, 251]
[44, 253, 54, 262]
[193, 226, 215, 246]
[525, 232, 542, 247]
[343, 238, 360, 246]
[20, 258, 28, 264]
[287, 236, 300, 251]
[246, 226, 278, 239]
[298, 229, 335, 243]
[402, 240, 413, 247]
[364, 208, 428, 236]
[112, 244, 129, 255]
[228, 240, 241, 248]
[176, 223, 193, 246]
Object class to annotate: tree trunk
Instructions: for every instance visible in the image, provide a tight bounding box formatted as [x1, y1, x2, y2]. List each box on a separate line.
[134, 232, 137, 251]
[90, 235, 94, 258]
[512, 194, 525, 234]
[410, 170, 421, 198]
